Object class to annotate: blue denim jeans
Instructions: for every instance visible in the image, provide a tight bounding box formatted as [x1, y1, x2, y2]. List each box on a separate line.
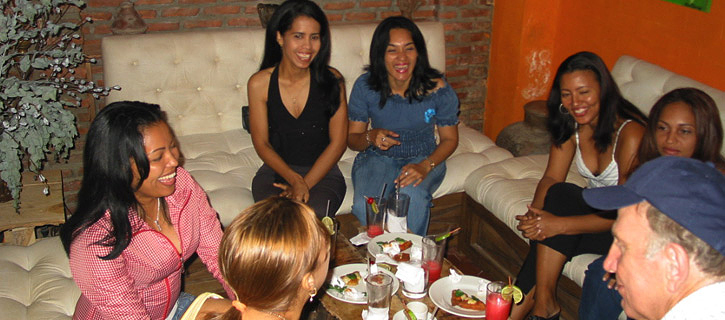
[351, 149, 445, 236]
[170, 291, 196, 320]
[579, 256, 628, 320]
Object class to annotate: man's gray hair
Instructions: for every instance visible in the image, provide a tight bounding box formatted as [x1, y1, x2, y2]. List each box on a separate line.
[645, 204, 725, 278]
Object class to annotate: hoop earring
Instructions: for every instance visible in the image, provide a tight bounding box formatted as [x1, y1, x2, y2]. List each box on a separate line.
[309, 288, 317, 302]
[559, 103, 569, 114]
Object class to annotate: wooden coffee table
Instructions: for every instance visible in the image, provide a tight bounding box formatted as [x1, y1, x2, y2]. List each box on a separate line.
[322, 214, 480, 319]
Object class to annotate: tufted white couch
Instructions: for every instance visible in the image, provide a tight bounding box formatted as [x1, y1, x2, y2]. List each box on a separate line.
[0, 21, 511, 320]
[101, 21, 512, 226]
[0, 237, 79, 319]
[463, 55, 725, 293]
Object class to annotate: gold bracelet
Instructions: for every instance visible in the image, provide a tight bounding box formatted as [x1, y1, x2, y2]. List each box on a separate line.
[425, 158, 436, 169]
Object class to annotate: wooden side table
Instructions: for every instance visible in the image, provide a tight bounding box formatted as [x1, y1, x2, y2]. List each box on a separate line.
[0, 170, 65, 246]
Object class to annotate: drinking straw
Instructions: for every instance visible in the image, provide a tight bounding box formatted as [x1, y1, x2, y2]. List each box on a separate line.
[378, 183, 387, 203]
[325, 200, 331, 218]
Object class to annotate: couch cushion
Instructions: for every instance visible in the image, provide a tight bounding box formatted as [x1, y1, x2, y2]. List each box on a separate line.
[0, 237, 79, 320]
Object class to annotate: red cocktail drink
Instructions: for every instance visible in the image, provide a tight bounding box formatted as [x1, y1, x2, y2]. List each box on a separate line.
[485, 282, 512, 320]
[365, 196, 384, 237]
[422, 260, 442, 283]
[367, 224, 383, 237]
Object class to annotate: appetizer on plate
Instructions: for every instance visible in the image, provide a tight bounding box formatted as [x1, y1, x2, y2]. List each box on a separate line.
[451, 289, 486, 311]
[341, 271, 362, 286]
[377, 237, 414, 262]
[378, 237, 413, 251]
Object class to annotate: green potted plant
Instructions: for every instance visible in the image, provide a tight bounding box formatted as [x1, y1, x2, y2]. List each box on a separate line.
[1, 0, 117, 209]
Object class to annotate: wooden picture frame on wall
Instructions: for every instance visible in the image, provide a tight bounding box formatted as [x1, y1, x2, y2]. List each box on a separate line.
[662, 0, 712, 12]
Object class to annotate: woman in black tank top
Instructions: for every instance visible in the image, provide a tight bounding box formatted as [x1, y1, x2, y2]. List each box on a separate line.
[246, 0, 347, 218]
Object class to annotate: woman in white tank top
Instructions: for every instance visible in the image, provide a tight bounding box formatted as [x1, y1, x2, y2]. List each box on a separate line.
[511, 52, 647, 320]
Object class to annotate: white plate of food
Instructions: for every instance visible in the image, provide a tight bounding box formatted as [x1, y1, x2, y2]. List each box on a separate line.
[428, 275, 489, 318]
[367, 232, 423, 265]
[325, 263, 400, 304]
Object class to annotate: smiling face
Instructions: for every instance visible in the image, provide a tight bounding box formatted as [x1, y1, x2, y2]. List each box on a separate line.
[131, 121, 180, 204]
[276, 15, 321, 70]
[655, 101, 697, 158]
[559, 70, 602, 127]
[603, 202, 668, 320]
[384, 28, 418, 93]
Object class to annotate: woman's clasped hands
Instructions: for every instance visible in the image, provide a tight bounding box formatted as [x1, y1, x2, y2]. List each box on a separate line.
[273, 178, 310, 203]
[515, 205, 567, 241]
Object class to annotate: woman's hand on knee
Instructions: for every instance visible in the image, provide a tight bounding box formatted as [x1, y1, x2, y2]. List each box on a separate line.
[395, 163, 428, 188]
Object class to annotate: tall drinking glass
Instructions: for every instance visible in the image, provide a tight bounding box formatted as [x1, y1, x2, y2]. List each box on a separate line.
[366, 273, 393, 320]
[384, 193, 409, 233]
[422, 235, 446, 284]
[365, 196, 385, 237]
[328, 218, 339, 266]
[485, 281, 512, 320]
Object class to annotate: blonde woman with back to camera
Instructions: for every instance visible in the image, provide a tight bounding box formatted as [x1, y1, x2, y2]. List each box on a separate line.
[185, 197, 330, 320]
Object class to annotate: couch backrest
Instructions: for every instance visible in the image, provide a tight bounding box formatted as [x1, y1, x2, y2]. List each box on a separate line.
[102, 22, 445, 138]
[612, 55, 725, 154]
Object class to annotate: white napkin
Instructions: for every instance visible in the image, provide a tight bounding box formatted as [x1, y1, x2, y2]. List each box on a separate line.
[374, 253, 396, 265]
[362, 308, 389, 320]
[396, 262, 426, 291]
[350, 232, 372, 246]
[410, 247, 422, 262]
[477, 278, 487, 295]
[448, 269, 462, 283]
[382, 242, 401, 255]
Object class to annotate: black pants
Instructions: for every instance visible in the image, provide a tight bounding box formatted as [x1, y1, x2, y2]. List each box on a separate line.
[515, 182, 615, 293]
[252, 164, 346, 219]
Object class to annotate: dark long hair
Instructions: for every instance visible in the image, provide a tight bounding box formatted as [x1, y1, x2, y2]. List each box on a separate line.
[60, 101, 166, 259]
[259, 0, 340, 114]
[547, 51, 647, 152]
[365, 16, 443, 108]
[638, 87, 725, 169]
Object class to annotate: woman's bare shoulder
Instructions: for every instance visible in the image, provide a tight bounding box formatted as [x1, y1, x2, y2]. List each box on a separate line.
[248, 67, 274, 89]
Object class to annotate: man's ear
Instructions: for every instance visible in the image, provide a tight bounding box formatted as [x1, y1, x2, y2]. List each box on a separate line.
[663, 242, 690, 292]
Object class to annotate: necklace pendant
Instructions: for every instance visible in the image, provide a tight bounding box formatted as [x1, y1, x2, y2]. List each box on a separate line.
[154, 220, 162, 231]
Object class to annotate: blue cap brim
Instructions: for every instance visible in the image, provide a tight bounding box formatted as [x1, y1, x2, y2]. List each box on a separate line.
[582, 185, 645, 211]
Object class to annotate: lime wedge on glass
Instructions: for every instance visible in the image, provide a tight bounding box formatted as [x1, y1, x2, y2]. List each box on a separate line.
[501, 285, 523, 304]
[321, 216, 335, 235]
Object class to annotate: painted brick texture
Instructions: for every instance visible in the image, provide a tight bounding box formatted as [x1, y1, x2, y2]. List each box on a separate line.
[56, 0, 491, 211]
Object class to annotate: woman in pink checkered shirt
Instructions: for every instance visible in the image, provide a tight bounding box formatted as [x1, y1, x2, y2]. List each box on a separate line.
[60, 101, 234, 319]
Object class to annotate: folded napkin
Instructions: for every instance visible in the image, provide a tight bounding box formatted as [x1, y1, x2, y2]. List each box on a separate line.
[362, 307, 389, 320]
[350, 232, 372, 246]
[396, 262, 426, 291]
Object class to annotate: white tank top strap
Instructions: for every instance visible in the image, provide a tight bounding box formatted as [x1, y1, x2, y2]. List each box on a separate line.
[610, 119, 633, 161]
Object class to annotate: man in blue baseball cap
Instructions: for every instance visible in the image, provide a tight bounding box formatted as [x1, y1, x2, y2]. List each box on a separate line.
[582, 156, 725, 320]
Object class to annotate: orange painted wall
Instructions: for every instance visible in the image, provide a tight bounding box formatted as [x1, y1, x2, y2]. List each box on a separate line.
[485, 0, 560, 138]
[485, 0, 725, 139]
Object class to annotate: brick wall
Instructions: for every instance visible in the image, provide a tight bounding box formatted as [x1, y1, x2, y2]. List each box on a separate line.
[53, 0, 492, 212]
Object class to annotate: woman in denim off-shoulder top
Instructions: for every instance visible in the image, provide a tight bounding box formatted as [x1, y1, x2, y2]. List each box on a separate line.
[347, 16, 459, 236]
